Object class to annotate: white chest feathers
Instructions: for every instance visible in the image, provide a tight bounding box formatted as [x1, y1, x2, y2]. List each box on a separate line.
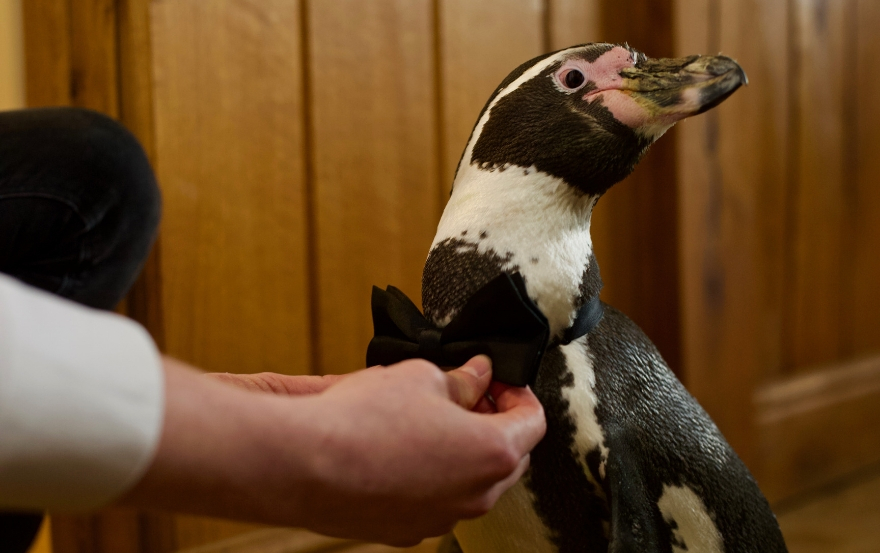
[452, 338, 610, 553]
[431, 166, 596, 336]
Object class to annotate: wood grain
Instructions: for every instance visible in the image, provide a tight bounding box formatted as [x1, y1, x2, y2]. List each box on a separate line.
[851, 0, 880, 360]
[22, 0, 71, 107]
[785, 0, 851, 372]
[675, 0, 790, 464]
[308, 0, 439, 374]
[437, 0, 546, 199]
[68, 0, 118, 114]
[118, 0, 156, 162]
[151, 0, 312, 376]
[755, 355, 880, 502]
[0, 0, 25, 110]
[118, 0, 165, 348]
[547, 0, 600, 49]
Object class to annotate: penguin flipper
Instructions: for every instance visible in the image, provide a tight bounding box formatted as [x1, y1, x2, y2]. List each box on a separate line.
[603, 447, 671, 553]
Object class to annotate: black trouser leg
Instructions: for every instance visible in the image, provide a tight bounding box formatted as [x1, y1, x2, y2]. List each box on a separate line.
[0, 107, 162, 551]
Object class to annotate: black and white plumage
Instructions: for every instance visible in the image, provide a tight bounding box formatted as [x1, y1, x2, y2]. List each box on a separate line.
[424, 43, 787, 552]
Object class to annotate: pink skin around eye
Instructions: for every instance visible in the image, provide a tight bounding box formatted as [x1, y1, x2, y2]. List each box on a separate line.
[554, 46, 650, 129]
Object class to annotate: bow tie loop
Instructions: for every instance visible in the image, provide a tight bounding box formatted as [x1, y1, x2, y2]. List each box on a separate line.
[366, 272, 604, 386]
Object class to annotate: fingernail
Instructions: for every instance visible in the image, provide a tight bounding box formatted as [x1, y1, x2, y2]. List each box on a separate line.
[461, 355, 491, 379]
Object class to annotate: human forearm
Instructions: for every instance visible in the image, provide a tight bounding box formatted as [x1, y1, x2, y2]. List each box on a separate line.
[119, 356, 545, 546]
[118, 356, 320, 526]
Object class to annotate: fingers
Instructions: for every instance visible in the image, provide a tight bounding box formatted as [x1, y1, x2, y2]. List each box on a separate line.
[458, 453, 530, 522]
[472, 395, 497, 414]
[208, 372, 346, 395]
[486, 382, 547, 457]
[484, 453, 531, 507]
[445, 355, 493, 410]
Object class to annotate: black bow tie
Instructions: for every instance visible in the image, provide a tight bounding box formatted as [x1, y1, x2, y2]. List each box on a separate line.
[366, 272, 604, 386]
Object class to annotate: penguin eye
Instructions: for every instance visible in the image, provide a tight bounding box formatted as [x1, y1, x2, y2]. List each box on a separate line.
[563, 69, 585, 89]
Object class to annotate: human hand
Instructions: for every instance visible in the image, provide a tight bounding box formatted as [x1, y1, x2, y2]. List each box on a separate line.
[206, 358, 496, 413]
[287, 356, 546, 545]
[121, 356, 546, 547]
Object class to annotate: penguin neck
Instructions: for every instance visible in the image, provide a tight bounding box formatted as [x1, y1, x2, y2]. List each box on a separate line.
[423, 163, 601, 338]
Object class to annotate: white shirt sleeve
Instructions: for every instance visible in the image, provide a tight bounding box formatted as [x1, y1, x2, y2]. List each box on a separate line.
[0, 273, 164, 511]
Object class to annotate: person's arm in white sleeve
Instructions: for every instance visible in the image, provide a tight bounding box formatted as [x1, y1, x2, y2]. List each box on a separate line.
[0, 273, 163, 510]
[0, 274, 547, 547]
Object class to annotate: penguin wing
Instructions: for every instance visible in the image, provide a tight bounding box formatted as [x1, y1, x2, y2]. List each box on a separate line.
[602, 431, 678, 553]
[591, 306, 787, 553]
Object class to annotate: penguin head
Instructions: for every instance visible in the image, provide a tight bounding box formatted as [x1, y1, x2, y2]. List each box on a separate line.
[465, 43, 747, 196]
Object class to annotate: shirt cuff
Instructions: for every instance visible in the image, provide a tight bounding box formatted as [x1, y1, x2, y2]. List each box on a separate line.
[0, 273, 164, 511]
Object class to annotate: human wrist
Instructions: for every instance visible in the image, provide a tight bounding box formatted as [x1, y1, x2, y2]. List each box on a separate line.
[230, 391, 327, 526]
[118, 359, 319, 526]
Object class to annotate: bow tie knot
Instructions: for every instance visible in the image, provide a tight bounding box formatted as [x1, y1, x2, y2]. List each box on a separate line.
[418, 328, 442, 354]
[366, 272, 604, 386]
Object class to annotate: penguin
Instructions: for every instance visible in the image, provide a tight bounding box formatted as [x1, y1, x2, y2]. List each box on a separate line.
[421, 44, 788, 552]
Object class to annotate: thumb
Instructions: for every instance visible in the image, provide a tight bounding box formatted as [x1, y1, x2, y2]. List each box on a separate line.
[445, 355, 493, 410]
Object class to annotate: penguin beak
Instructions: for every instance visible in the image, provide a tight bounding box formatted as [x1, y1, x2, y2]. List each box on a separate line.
[596, 54, 747, 140]
[624, 54, 747, 113]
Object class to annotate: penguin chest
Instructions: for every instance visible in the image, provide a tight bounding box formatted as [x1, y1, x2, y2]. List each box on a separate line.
[525, 340, 613, 551]
[455, 340, 613, 553]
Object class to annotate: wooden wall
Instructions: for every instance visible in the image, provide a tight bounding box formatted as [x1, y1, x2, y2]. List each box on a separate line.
[0, 0, 24, 110]
[21, 0, 880, 551]
[673, 0, 880, 502]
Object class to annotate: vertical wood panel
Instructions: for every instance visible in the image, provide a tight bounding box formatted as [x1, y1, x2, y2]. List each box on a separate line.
[118, 0, 156, 161]
[438, 0, 545, 198]
[786, 0, 851, 372]
[676, 0, 790, 465]
[717, 0, 790, 389]
[22, 0, 71, 107]
[118, 0, 165, 350]
[151, 0, 311, 376]
[548, 0, 600, 49]
[0, 0, 25, 110]
[309, 0, 439, 374]
[68, 0, 118, 115]
[851, 0, 880, 358]
[308, 0, 438, 373]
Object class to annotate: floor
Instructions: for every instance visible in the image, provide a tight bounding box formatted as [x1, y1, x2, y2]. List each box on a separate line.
[776, 466, 880, 553]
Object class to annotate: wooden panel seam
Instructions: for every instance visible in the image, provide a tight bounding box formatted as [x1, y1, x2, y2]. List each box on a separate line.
[755, 355, 880, 424]
[300, 0, 320, 376]
[755, 354, 880, 502]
